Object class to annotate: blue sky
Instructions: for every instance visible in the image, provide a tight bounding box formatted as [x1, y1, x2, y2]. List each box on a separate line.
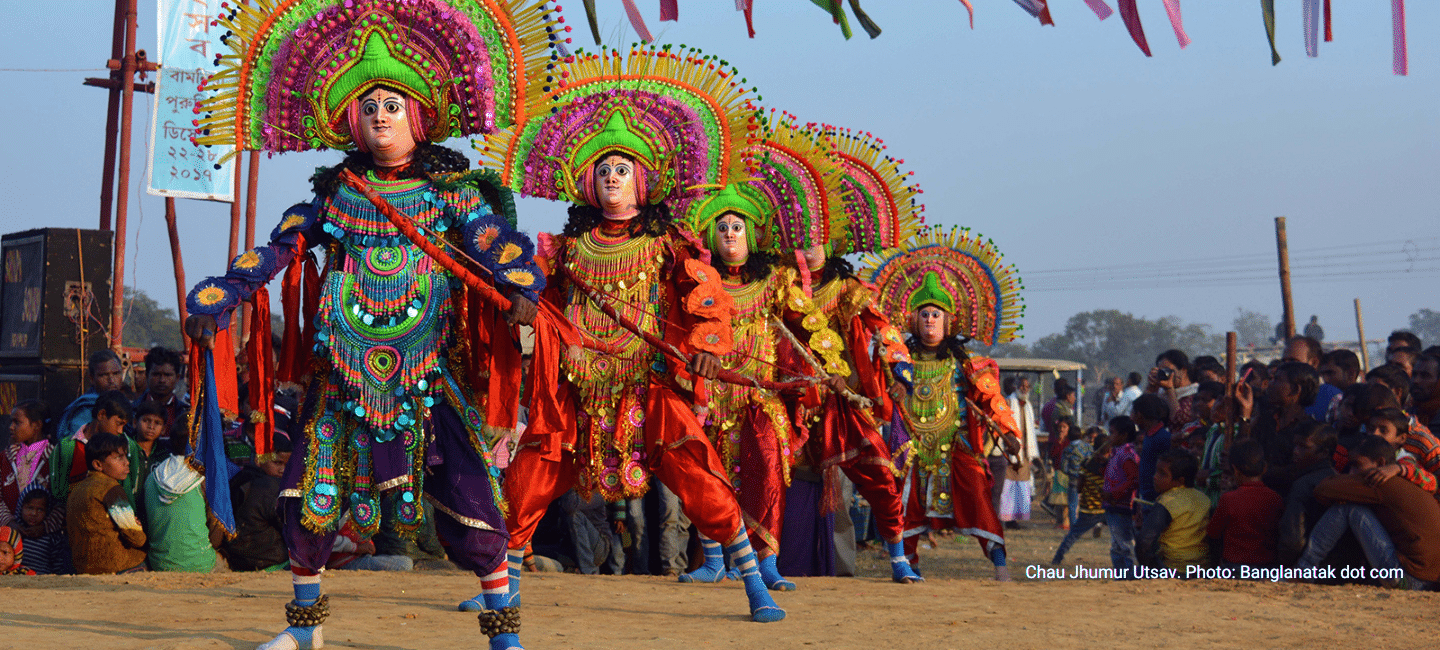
[2, 1, 1435, 347]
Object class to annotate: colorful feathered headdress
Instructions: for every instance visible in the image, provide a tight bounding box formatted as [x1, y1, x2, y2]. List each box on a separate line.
[859, 225, 1024, 345]
[746, 111, 846, 252]
[822, 126, 924, 255]
[476, 45, 758, 214]
[194, 0, 563, 160]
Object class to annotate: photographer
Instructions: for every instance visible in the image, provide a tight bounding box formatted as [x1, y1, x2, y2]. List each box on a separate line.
[1146, 350, 1195, 430]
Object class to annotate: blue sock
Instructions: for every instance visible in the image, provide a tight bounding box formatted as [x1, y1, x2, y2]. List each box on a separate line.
[508, 548, 523, 607]
[293, 580, 320, 607]
[678, 537, 726, 583]
[758, 554, 796, 591]
[259, 575, 322, 650]
[991, 546, 1007, 567]
[490, 633, 522, 650]
[725, 534, 786, 623]
[886, 540, 924, 583]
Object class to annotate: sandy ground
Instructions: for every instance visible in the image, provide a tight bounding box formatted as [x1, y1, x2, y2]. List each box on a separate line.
[2, 522, 1434, 650]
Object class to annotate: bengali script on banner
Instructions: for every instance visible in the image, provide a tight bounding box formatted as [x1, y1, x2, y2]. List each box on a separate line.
[147, 0, 234, 201]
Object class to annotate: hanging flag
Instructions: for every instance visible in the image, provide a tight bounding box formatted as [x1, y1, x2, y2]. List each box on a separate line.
[958, 0, 975, 29]
[1011, 0, 1054, 26]
[660, 0, 678, 22]
[1084, 0, 1115, 21]
[148, 0, 235, 201]
[582, 0, 602, 45]
[1304, 0, 1320, 57]
[1392, 0, 1407, 75]
[1117, 0, 1152, 56]
[1261, 0, 1281, 65]
[1161, 0, 1190, 48]
[1324, 0, 1332, 41]
[620, 0, 655, 42]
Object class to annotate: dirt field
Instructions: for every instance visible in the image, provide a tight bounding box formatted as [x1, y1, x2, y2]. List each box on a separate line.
[2, 523, 1433, 650]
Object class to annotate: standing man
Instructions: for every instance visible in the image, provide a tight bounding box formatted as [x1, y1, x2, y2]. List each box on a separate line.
[1002, 377, 1039, 527]
[1100, 376, 1130, 426]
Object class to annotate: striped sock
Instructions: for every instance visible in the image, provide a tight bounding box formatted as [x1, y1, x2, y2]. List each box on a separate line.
[724, 533, 785, 623]
[507, 548, 524, 607]
[480, 568, 509, 610]
[292, 573, 321, 607]
[678, 537, 726, 583]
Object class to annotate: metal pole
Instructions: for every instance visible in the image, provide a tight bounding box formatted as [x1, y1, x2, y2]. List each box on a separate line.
[165, 198, 189, 339]
[98, 0, 126, 231]
[1355, 298, 1370, 373]
[1275, 216, 1295, 340]
[109, 0, 138, 349]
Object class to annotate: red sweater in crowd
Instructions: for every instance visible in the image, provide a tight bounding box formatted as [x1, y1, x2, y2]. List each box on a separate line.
[1206, 480, 1284, 566]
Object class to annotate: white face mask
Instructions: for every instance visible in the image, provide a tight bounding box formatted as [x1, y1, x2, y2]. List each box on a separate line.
[358, 88, 416, 165]
[714, 213, 749, 264]
[595, 155, 638, 217]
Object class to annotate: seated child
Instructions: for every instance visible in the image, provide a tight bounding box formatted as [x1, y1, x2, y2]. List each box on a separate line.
[51, 392, 145, 503]
[66, 432, 147, 574]
[1051, 433, 1110, 564]
[143, 455, 225, 572]
[1206, 440, 1283, 570]
[132, 401, 173, 484]
[17, 487, 70, 575]
[0, 525, 35, 575]
[1137, 448, 1211, 571]
[224, 430, 293, 571]
[1367, 408, 1438, 493]
[1300, 435, 1440, 588]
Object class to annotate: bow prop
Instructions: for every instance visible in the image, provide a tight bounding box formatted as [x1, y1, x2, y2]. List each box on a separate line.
[963, 395, 1023, 472]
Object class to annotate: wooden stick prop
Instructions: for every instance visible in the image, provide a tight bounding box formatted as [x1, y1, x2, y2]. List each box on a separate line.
[964, 395, 1023, 471]
[339, 169, 514, 311]
[768, 316, 874, 409]
[561, 267, 811, 393]
[338, 169, 805, 392]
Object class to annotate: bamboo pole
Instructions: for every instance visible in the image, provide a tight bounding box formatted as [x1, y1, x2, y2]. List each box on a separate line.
[1355, 298, 1370, 372]
[97, 0, 126, 231]
[1225, 331, 1237, 452]
[165, 198, 189, 340]
[1275, 217, 1295, 340]
[108, 0, 138, 349]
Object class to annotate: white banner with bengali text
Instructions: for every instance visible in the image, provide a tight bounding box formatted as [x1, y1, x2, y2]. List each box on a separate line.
[147, 0, 234, 201]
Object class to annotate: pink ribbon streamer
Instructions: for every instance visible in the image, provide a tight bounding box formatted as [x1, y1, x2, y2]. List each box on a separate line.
[660, 0, 678, 21]
[1084, 0, 1114, 21]
[621, 0, 655, 42]
[1392, 0, 1407, 76]
[1303, 0, 1320, 57]
[1161, 0, 1190, 48]
[959, 0, 974, 28]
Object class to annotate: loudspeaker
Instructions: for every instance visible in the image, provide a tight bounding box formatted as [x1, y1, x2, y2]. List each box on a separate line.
[0, 365, 87, 447]
[0, 228, 113, 365]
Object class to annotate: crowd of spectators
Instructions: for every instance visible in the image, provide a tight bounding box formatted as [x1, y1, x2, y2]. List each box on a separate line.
[1025, 331, 1440, 588]
[3, 331, 1438, 590]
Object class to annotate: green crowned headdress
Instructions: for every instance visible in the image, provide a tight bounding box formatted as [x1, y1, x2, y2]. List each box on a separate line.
[476, 45, 759, 215]
[194, 0, 563, 160]
[859, 225, 1024, 345]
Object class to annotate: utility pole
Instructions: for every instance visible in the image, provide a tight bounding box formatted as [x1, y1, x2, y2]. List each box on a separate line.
[1275, 217, 1295, 340]
[83, 0, 157, 350]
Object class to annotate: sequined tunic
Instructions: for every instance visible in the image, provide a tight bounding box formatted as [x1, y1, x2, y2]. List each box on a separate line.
[901, 351, 969, 519]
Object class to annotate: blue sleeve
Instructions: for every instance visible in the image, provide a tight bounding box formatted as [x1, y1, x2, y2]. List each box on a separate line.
[186, 200, 326, 329]
[455, 199, 544, 304]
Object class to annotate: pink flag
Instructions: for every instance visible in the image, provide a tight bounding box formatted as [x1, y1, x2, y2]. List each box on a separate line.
[1161, 0, 1190, 48]
[660, 0, 678, 22]
[1084, 0, 1115, 21]
[621, 0, 655, 42]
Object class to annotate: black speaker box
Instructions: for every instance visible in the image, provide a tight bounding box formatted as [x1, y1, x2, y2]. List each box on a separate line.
[0, 228, 114, 365]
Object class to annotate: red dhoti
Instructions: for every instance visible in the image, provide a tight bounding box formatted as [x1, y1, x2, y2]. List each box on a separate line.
[810, 393, 904, 541]
[505, 378, 743, 549]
